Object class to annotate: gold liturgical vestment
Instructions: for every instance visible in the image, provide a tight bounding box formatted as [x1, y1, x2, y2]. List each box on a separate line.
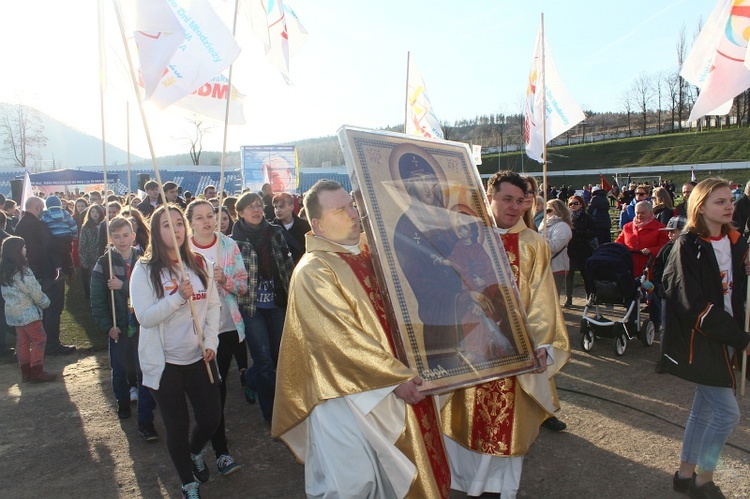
[272, 233, 450, 498]
[442, 219, 571, 456]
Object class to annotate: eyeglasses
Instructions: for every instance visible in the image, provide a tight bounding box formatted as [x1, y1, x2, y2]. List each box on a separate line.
[635, 192, 647, 196]
[568, 202, 580, 207]
[247, 204, 264, 211]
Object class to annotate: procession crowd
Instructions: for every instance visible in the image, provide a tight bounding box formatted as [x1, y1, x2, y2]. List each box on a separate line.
[0, 171, 748, 499]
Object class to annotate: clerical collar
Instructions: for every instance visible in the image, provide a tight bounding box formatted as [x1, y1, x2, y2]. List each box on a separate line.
[322, 238, 361, 255]
[495, 227, 510, 235]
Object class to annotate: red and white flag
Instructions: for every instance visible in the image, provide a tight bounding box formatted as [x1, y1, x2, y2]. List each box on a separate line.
[406, 54, 444, 140]
[682, 0, 750, 122]
[133, 0, 185, 99]
[524, 22, 585, 163]
[245, 0, 308, 84]
[174, 74, 246, 124]
[134, 0, 241, 109]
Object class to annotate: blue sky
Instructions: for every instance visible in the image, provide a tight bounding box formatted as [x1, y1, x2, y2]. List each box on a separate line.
[0, 0, 715, 159]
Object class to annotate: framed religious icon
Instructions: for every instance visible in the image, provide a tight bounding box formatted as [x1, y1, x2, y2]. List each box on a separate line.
[338, 126, 540, 394]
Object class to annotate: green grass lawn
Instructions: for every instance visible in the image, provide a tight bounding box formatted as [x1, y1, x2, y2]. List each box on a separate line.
[60, 273, 108, 352]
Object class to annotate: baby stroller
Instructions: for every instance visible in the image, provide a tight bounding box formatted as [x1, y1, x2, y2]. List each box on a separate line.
[579, 243, 655, 356]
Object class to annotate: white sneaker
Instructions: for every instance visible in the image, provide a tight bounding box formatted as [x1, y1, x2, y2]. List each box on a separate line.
[130, 386, 138, 404]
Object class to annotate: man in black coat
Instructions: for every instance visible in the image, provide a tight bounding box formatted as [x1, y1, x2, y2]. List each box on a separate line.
[587, 186, 612, 244]
[14, 196, 76, 355]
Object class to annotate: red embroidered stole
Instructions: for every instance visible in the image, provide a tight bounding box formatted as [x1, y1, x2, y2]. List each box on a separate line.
[340, 248, 451, 497]
[468, 232, 520, 455]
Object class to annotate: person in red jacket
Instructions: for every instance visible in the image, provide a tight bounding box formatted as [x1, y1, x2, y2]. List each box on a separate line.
[615, 200, 669, 279]
[615, 200, 668, 331]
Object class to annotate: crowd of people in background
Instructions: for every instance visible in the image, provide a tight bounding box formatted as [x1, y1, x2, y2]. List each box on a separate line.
[0, 171, 747, 499]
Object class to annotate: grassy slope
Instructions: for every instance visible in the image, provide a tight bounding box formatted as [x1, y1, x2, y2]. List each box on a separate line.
[479, 127, 750, 183]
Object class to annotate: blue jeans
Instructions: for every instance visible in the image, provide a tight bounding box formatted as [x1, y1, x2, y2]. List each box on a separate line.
[243, 307, 286, 422]
[680, 384, 740, 472]
[109, 330, 156, 423]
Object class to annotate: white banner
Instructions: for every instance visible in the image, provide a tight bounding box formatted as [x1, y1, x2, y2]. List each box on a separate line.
[682, 0, 750, 122]
[148, 0, 241, 109]
[524, 23, 585, 163]
[174, 74, 246, 124]
[406, 54, 444, 140]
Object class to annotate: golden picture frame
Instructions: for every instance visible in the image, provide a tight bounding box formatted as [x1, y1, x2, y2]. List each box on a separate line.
[338, 126, 539, 394]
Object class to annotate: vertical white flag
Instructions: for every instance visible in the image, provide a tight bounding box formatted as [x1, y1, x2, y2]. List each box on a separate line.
[406, 54, 444, 140]
[145, 0, 241, 109]
[524, 23, 585, 163]
[21, 170, 33, 210]
[133, 0, 185, 99]
[682, 0, 750, 122]
[245, 0, 308, 84]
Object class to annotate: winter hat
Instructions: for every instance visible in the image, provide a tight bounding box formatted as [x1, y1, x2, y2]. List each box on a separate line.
[591, 186, 602, 192]
[45, 195, 62, 208]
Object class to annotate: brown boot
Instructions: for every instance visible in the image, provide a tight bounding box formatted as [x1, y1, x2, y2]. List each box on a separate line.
[20, 363, 31, 382]
[29, 365, 56, 383]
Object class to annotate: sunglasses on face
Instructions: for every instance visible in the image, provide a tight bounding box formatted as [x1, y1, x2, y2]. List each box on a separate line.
[546, 208, 553, 213]
[568, 202, 580, 207]
[636, 192, 647, 196]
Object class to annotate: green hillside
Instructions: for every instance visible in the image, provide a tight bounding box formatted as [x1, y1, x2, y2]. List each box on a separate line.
[481, 127, 750, 173]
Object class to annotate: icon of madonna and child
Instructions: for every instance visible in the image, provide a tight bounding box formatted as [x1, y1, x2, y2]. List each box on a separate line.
[389, 144, 520, 374]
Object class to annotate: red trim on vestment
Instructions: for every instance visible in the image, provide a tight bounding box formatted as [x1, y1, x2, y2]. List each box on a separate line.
[340, 248, 451, 497]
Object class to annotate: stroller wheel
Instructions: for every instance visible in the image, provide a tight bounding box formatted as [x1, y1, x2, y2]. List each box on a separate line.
[640, 321, 655, 347]
[615, 332, 628, 356]
[581, 329, 595, 352]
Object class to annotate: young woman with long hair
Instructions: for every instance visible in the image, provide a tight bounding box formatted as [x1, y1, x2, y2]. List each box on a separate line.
[120, 207, 150, 252]
[130, 205, 221, 499]
[539, 198, 572, 304]
[564, 195, 597, 308]
[78, 204, 106, 300]
[663, 178, 750, 498]
[186, 200, 248, 476]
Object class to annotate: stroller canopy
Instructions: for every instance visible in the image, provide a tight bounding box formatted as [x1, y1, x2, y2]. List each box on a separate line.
[584, 243, 636, 300]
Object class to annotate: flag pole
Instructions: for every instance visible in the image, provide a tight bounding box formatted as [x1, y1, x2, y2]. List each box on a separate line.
[540, 13, 548, 241]
[112, 0, 213, 382]
[404, 51, 411, 134]
[216, 0, 240, 264]
[126, 101, 131, 195]
[98, 0, 118, 340]
[742, 275, 749, 397]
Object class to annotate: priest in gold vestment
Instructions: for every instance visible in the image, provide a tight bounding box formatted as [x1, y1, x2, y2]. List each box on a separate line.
[272, 180, 450, 498]
[441, 171, 571, 498]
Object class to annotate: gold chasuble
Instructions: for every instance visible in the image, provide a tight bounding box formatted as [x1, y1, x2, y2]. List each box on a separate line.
[442, 219, 570, 456]
[272, 233, 450, 498]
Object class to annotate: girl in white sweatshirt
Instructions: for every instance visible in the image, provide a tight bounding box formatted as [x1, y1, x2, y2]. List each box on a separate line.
[130, 205, 220, 499]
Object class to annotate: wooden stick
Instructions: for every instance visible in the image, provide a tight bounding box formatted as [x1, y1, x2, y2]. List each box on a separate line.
[742, 274, 749, 397]
[404, 51, 410, 134]
[98, 0, 118, 341]
[540, 13, 548, 243]
[112, 0, 213, 382]
[215, 0, 240, 264]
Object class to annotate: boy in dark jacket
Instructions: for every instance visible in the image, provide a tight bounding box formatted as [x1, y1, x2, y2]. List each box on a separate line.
[91, 216, 157, 440]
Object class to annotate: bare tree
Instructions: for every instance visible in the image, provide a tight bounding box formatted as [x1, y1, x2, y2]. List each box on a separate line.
[654, 71, 666, 134]
[632, 73, 652, 135]
[0, 103, 48, 168]
[676, 24, 689, 131]
[621, 90, 634, 137]
[666, 71, 680, 132]
[181, 117, 212, 166]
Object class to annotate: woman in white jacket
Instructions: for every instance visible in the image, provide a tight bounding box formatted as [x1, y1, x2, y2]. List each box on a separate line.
[130, 205, 221, 499]
[538, 199, 573, 304]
